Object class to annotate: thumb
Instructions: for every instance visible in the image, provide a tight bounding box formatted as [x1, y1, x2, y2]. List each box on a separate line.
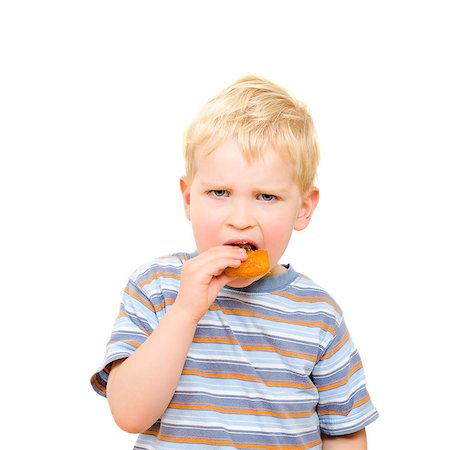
[208, 274, 238, 302]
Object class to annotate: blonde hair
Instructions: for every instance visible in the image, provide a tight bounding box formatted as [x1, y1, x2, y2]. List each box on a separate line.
[183, 75, 320, 196]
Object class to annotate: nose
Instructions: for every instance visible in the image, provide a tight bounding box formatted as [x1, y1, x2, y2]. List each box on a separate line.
[226, 198, 257, 230]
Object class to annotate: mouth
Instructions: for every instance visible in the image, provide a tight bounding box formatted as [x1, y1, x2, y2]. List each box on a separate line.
[226, 241, 258, 251]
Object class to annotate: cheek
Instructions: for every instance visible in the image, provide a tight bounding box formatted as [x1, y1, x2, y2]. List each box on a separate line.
[264, 209, 296, 240]
[262, 218, 295, 258]
[190, 206, 222, 251]
[264, 223, 291, 247]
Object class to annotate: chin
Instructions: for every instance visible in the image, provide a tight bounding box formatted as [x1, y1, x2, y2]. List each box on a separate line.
[225, 276, 263, 289]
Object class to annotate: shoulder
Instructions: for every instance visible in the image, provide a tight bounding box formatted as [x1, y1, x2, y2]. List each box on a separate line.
[128, 252, 191, 293]
[282, 272, 344, 320]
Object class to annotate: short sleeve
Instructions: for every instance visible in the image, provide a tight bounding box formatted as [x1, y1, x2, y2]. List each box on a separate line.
[90, 279, 160, 397]
[312, 316, 379, 435]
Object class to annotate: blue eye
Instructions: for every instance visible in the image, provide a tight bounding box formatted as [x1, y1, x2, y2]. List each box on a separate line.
[210, 190, 228, 197]
[259, 193, 277, 202]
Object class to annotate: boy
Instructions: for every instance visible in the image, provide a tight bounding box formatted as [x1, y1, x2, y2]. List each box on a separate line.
[91, 75, 378, 449]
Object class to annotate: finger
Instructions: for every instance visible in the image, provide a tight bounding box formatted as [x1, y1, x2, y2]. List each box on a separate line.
[190, 247, 247, 275]
[213, 272, 240, 290]
[207, 256, 245, 278]
[204, 245, 248, 261]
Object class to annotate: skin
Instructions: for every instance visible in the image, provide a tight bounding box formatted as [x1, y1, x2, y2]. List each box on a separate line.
[106, 138, 366, 448]
[322, 429, 367, 449]
[180, 138, 318, 289]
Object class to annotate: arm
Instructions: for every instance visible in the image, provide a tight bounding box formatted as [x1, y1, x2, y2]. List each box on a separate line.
[322, 429, 367, 450]
[106, 246, 247, 433]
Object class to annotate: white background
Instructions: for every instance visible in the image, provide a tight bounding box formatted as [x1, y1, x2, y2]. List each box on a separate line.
[1, 1, 449, 448]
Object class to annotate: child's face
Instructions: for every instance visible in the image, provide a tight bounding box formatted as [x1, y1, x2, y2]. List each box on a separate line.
[181, 138, 318, 287]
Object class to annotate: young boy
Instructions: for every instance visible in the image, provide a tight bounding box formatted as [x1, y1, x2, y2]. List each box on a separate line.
[91, 75, 378, 449]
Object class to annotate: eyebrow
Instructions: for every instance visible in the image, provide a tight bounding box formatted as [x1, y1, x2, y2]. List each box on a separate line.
[199, 181, 290, 195]
[200, 181, 222, 186]
[199, 181, 229, 188]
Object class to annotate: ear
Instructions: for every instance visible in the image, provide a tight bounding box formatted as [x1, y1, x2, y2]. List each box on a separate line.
[180, 176, 191, 221]
[294, 187, 319, 231]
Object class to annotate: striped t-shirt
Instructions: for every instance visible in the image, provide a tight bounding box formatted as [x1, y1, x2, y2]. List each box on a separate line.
[91, 252, 378, 449]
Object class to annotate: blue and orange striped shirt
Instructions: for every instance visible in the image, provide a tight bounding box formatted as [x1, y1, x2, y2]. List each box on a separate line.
[91, 252, 378, 449]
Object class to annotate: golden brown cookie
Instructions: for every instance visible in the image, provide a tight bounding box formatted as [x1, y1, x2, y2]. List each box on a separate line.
[224, 246, 270, 278]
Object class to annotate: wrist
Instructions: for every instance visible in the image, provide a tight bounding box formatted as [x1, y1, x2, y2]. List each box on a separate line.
[169, 300, 202, 327]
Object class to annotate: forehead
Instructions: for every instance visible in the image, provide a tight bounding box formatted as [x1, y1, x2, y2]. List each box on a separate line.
[194, 138, 296, 187]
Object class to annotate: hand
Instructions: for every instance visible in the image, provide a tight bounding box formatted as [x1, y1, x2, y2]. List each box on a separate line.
[175, 246, 247, 323]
